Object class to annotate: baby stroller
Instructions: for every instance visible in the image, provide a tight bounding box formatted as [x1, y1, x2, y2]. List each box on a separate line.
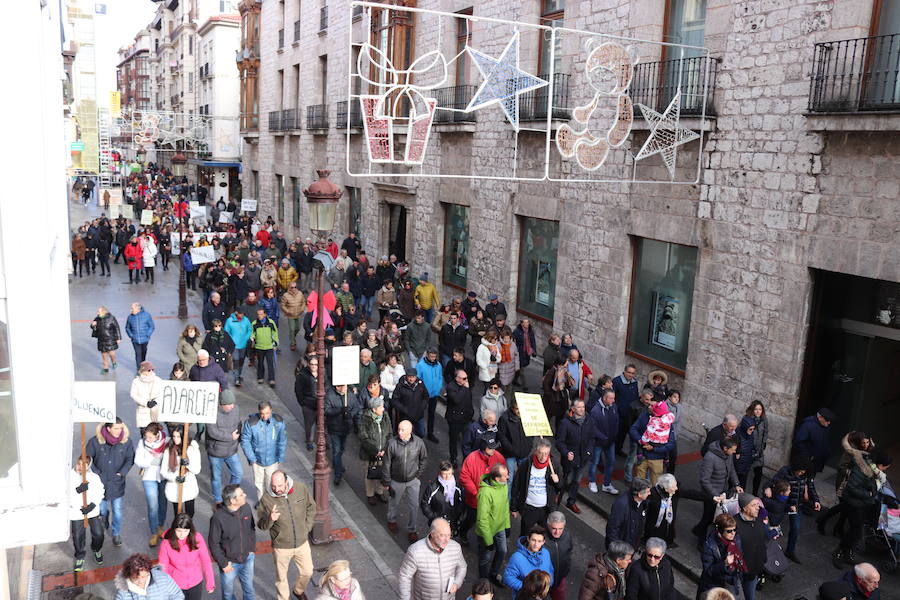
[873, 482, 899, 573]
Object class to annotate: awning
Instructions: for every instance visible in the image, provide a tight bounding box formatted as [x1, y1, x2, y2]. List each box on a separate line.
[187, 159, 242, 173]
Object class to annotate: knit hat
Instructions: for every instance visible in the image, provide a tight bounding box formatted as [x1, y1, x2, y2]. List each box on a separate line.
[488, 293, 498, 300]
[817, 407, 836, 422]
[651, 402, 669, 417]
[479, 434, 500, 451]
[738, 492, 757, 510]
[219, 389, 236, 406]
[420, 272, 429, 281]
[467, 291, 477, 298]
[368, 396, 384, 409]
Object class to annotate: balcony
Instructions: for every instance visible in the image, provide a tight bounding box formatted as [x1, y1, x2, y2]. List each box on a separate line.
[809, 34, 900, 114]
[294, 20, 301, 42]
[200, 62, 209, 79]
[281, 108, 300, 131]
[432, 85, 478, 124]
[336, 100, 363, 129]
[319, 6, 328, 33]
[307, 103, 329, 130]
[268, 110, 283, 132]
[520, 73, 571, 121]
[631, 55, 719, 117]
[278, 28, 284, 49]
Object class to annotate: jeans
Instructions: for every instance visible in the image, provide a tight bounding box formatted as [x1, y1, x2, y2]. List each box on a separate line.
[423, 308, 434, 323]
[624, 438, 638, 482]
[414, 417, 426, 439]
[256, 348, 275, 380]
[328, 433, 347, 477]
[588, 443, 616, 486]
[786, 511, 800, 554]
[132, 341, 149, 371]
[209, 454, 244, 504]
[407, 351, 421, 370]
[562, 461, 585, 505]
[231, 348, 247, 382]
[358, 296, 374, 319]
[477, 529, 507, 578]
[742, 575, 759, 600]
[71, 517, 104, 559]
[221, 553, 255, 600]
[141, 480, 168, 534]
[100, 496, 124, 536]
[506, 457, 519, 501]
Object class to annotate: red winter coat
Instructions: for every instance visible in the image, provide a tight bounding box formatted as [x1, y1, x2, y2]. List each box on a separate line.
[124, 242, 143, 270]
[459, 449, 506, 508]
[255, 229, 271, 248]
[174, 201, 189, 218]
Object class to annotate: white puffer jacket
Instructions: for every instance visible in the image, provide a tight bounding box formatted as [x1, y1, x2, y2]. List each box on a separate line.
[68, 469, 104, 520]
[160, 440, 202, 502]
[398, 536, 467, 600]
[130, 374, 162, 427]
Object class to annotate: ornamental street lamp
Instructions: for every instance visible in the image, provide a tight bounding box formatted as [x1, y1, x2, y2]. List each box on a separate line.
[302, 170, 342, 545]
[171, 151, 187, 178]
[172, 152, 189, 319]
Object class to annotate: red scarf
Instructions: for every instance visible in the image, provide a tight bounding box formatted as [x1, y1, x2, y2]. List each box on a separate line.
[532, 454, 549, 469]
[522, 328, 533, 355]
[500, 341, 513, 363]
[718, 534, 748, 574]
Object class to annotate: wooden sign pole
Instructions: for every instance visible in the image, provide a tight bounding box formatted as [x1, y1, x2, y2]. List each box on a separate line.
[80, 423, 89, 528]
[176, 423, 188, 514]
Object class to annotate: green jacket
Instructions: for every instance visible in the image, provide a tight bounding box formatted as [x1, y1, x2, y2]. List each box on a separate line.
[357, 410, 392, 462]
[335, 290, 355, 313]
[256, 476, 316, 549]
[475, 476, 510, 545]
[359, 360, 379, 389]
[251, 318, 279, 350]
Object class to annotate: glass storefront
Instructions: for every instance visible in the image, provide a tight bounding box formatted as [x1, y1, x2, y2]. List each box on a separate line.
[517, 217, 559, 322]
[443, 204, 470, 289]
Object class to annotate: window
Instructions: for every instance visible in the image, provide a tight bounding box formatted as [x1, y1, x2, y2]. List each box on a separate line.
[626, 238, 699, 373]
[455, 9, 473, 86]
[348, 187, 361, 238]
[292, 177, 302, 227]
[664, 0, 706, 48]
[443, 204, 469, 290]
[252, 170, 259, 201]
[517, 217, 559, 322]
[369, 6, 415, 115]
[189, 35, 193, 55]
[275, 174, 285, 224]
[538, 0, 564, 76]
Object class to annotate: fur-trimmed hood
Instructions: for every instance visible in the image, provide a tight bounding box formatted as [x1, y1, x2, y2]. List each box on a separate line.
[94, 422, 131, 444]
[841, 433, 873, 477]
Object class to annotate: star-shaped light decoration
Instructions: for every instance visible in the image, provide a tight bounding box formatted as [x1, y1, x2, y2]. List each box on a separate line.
[633, 95, 700, 179]
[466, 32, 548, 130]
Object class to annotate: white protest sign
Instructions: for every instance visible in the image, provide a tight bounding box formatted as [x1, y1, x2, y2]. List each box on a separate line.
[157, 380, 220, 424]
[190, 245, 216, 265]
[190, 203, 206, 220]
[170, 232, 181, 255]
[72, 381, 117, 423]
[241, 198, 257, 212]
[108, 205, 121, 218]
[102, 188, 123, 205]
[140, 209, 154, 225]
[120, 204, 134, 219]
[332, 345, 361, 385]
[515, 392, 553, 437]
[219, 211, 233, 224]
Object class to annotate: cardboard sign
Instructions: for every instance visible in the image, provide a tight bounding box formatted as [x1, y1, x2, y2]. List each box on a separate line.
[120, 205, 134, 219]
[140, 209, 154, 225]
[241, 198, 257, 212]
[515, 392, 553, 437]
[219, 211, 233, 224]
[331, 345, 361, 385]
[72, 381, 117, 423]
[170, 232, 181, 255]
[157, 380, 220, 424]
[190, 203, 206, 220]
[190, 245, 216, 265]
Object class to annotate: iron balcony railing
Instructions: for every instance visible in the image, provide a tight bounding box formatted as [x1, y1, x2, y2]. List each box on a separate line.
[281, 108, 299, 130]
[336, 100, 363, 128]
[432, 85, 478, 123]
[294, 20, 301, 42]
[319, 6, 328, 32]
[307, 103, 329, 129]
[268, 110, 282, 131]
[631, 55, 719, 116]
[809, 33, 900, 112]
[278, 28, 285, 49]
[520, 73, 571, 121]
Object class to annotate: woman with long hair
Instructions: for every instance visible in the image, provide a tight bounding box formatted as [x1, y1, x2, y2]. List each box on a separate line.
[90, 306, 121, 374]
[818, 430, 873, 537]
[133, 423, 168, 547]
[157, 513, 215, 599]
[176, 324, 203, 373]
[744, 400, 769, 495]
[160, 426, 202, 517]
[316, 559, 366, 600]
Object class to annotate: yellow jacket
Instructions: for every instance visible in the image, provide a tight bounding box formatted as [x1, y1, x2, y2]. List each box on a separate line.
[276, 266, 299, 291]
[415, 282, 440, 310]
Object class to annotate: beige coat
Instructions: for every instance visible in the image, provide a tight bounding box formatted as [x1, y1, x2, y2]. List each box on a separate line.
[130, 374, 162, 427]
[398, 536, 466, 600]
[176, 335, 203, 372]
[280, 289, 306, 319]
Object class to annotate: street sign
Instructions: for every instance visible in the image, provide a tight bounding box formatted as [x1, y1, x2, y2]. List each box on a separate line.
[72, 381, 117, 423]
[157, 381, 219, 424]
[515, 392, 553, 436]
[332, 345, 361, 385]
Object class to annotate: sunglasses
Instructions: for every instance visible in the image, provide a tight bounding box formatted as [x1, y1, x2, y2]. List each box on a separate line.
[645, 553, 663, 560]
[723, 528, 736, 533]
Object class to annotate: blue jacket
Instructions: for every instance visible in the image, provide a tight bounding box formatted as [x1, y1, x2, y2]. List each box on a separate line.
[124, 308, 155, 344]
[589, 401, 619, 447]
[502, 536, 554, 597]
[224, 313, 253, 350]
[182, 252, 194, 272]
[612, 374, 640, 416]
[240, 413, 287, 466]
[698, 531, 744, 594]
[606, 492, 647, 550]
[629, 411, 675, 460]
[259, 295, 280, 323]
[417, 357, 443, 398]
[735, 416, 756, 475]
[793, 414, 831, 472]
[555, 413, 596, 468]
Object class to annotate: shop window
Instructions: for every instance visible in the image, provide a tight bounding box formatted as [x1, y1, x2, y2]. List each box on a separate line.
[275, 174, 285, 224]
[517, 217, 559, 322]
[443, 204, 469, 290]
[292, 177, 301, 227]
[626, 237, 699, 372]
[348, 187, 361, 238]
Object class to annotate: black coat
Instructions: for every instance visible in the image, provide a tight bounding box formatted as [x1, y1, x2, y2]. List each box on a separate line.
[644, 485, 677, 544]
[419, 477, 465, 531]
[208, 503, 256, 568]
[733, 514, 768, 578]
[510, 457, 561, 513]
[202, 330, 235, 369]
[445, 381, 475, 425]
[498, 411, 534, 461]
[91, 313, 120, 352]
[86, 425, 135, 500]
[606, 493, 646, 550]
[203, 300, 229, 331]
[555, 414, 596, 468]
[294, 369, 319, 410]
[443, 357, 476, 384]
[701, 424, 733, 456]
[393, 377, 429, 424]
[545, 528, 573, 581]
[625, 555, 675, 600]
[439, 324, 469, 357]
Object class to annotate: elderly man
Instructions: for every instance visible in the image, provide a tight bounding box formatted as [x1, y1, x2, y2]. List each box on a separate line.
[510, 438, 561, 538]
[276, 258, 298, 294]
[257, 471, 316, 600]
[125, 302, 155, 370]
[358, 349, 378, 392]
[209, 484, 256, 600]
[240, 401, 287, 500]
[279, 281, 305, 351]
[383, 420, 428, 542]
[606, 478, 651, 550]
[793, 408, 835, 475]
[580, 541, 633, 600]
[624, 537, 675, 600]
[398, 518, 466, 600]
[733, 493, 768, 600]
[335, 281, 354, 312]
[203, 291, 228, 332]
[545, 512, 572, 600]
[701, 413, 739, 456]
[206, 389, 243, 507]
[693, 437, 742, 545]
[190, 349, 230, 390]
[831, 563, 881, 600]
[462, 409, 498, 458]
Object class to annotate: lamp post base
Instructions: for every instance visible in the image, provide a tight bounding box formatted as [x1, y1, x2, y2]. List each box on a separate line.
[311, 461, 333, 545]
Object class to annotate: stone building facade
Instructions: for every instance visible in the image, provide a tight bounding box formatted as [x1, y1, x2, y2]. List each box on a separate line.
[240, 0, 900, 465]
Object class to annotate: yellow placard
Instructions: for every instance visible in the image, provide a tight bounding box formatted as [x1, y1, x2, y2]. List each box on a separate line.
[109, 91, 121, 118]
[515, 392, 553, 437]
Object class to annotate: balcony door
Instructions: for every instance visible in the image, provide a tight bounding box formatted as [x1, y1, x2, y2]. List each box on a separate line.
[662, 0, 707, 112]
[866, 0, 900, 107]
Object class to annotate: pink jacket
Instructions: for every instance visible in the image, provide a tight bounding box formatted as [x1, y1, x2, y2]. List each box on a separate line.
[157, 532, 216, 591]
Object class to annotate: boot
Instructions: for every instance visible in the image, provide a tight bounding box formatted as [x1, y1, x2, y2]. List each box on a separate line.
[149, 534, 159, 547]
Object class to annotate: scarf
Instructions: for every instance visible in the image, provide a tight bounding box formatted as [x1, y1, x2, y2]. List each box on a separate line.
[532, 454, 550, 470]
[718, 534, 748, 574]
[500, 341, 513, 363]
[333, 585, 351, 600]
[101, 426, 124, 445]
[522, 328, 533, 355]
[185, 334, 197, 344]
[144, 431, 167, 456]
[552, 366, 570, 392]
[654, 489, 674, 527]
[373, 413, 383, 424]
[139, 373, 156, 383]
[438, 476, 457, 505]
[603, 554, 627, 599]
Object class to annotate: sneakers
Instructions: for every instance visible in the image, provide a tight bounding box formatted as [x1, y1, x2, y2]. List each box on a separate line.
[113, 535, 122, 547]
[74, 558, 85, 572]
[235, 378, 243, 387]
[111, 362, 118, 370]
[602, 484, 620, 495]
[269, 380, 276, 388]
[588, 482, 598, 493]
[257, 378, 264, 384]
[93, 551, 104, 564]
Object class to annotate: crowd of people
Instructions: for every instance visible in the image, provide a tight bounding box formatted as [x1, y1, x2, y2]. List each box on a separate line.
[71, 167, 892, 600]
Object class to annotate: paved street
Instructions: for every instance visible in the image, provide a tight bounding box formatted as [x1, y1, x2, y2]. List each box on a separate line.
[35, 201, 897, 599]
